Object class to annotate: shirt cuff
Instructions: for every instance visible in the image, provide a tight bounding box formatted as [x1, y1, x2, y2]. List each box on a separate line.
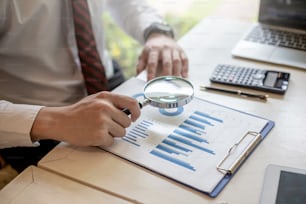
[0, 100, 43, 148]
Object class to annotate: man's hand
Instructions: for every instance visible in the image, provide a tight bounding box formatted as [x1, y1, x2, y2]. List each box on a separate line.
[30, 92, 141, 147]
[136, 33, 189, 81]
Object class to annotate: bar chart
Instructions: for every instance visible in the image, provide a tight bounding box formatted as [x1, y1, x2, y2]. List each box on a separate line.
[106, 77, 272, 194]
[121, 106, 224, 171]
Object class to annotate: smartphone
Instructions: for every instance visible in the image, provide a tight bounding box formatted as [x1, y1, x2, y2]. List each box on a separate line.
[210, 64, 290, 94]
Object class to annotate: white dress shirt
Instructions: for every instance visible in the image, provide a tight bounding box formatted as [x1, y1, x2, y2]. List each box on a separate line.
[0, 0, 164, 148]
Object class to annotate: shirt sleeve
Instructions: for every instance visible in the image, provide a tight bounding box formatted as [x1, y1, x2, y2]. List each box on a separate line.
[0, 100, 43, 148]
[105, 0, 165, 44]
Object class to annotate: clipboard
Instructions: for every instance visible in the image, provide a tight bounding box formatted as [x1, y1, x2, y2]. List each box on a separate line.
[210, 127, 274, 197]
[105, 77, 275, 197]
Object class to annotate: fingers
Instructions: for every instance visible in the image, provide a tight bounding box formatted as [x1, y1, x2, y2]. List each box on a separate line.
[96, 93, 140, 146]
[180, 50, 189, 78]
[96, 132, 114, 147]
[59, 92, 141, 147]
[96, 92, 141, 123]
[147, 47, 187, 80]
[92, 115, 126, 147]
[171, 49, 181, 76]
[109, 93, 141, 122]
[161, 46, 172, 76]
[146, 47, 159, 80]
[136, 49, 147, 75]
[138, 37, 189, 81]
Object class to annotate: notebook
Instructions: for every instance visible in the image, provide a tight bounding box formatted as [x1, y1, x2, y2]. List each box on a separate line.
[231, 0, 306, 70]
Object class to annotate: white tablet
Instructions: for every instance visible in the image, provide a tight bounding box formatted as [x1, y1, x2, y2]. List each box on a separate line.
[260, 164, 306, 204]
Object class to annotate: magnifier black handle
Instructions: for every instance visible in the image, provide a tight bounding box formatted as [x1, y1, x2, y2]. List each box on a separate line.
[122, 102, 144, 115]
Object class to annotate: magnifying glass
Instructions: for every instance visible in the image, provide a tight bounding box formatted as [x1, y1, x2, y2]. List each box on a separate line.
[123, 76, 194, 115]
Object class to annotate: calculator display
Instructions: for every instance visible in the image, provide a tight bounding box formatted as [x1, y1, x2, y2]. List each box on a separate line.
[264, 72, 278, 87]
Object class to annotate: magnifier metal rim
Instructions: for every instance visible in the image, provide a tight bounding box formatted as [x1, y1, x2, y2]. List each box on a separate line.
[143, 76, 194, 109]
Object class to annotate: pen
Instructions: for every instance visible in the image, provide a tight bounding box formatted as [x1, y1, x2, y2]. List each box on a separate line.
[200, 86, 268, 100]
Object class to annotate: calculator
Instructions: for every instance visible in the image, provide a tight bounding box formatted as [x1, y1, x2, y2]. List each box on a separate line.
[210, 64, 290, 94]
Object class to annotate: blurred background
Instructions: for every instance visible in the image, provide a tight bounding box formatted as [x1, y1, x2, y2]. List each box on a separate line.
[103, 0, 257, 78]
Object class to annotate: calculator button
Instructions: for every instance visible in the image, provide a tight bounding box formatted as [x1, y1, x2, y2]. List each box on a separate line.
[252, 73, 265, 80]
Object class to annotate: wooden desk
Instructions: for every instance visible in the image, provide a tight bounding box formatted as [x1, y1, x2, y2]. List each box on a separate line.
[39, 18, 306, 204]
[0, 166, 134, 204]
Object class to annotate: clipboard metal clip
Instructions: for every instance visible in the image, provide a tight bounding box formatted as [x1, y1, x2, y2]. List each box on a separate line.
[216, 131, 262, 175]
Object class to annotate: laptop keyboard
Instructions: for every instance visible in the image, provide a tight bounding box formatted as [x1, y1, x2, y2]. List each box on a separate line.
[245, 25, 306, 51]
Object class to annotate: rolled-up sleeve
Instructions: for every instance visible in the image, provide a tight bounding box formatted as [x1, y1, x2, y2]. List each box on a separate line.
[105, 0, 165, 44]
[0, 100, 43, 148]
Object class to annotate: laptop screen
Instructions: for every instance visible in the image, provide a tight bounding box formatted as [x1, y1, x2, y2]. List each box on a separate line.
[259, 0, 306, 30]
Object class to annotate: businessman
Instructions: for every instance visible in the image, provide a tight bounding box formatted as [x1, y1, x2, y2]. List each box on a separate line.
[0, 0, 188, 172]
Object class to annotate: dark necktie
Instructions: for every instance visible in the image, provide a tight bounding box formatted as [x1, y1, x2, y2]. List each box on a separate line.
[71, 0, 109, 94]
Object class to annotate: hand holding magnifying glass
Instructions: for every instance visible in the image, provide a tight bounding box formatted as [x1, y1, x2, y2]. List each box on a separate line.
[123, 76, 194, 115]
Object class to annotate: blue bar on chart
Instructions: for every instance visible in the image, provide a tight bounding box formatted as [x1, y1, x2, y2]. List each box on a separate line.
[189, 115, 214, 126]
[168, 135, 215, 155]
[181, 111, 223, 134]
[156, 144, 181, 155]
[174, 129, 208, 144]
[194, 111, 223, 123]
[162, 139, 192, 153]
[179, 124, 204, 135]
[150, 134, 215, 170]
[150, 149, 196, 171]
[122, 120, 153, 147]
[184, 119, 205, 130]
[122, 138, 140, 146]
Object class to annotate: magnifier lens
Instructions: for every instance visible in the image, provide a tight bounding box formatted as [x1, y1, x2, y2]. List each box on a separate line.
[144, 76, 194, 108]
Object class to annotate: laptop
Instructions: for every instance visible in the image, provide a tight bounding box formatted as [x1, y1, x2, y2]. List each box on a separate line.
[231, 0, 306, 70]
